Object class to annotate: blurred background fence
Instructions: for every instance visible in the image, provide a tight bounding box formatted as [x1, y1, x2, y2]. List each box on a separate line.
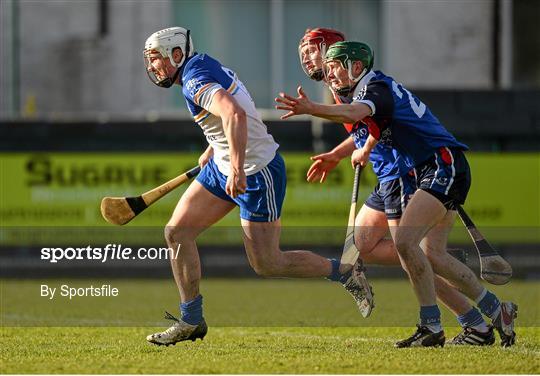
[1, 0, 539, 279]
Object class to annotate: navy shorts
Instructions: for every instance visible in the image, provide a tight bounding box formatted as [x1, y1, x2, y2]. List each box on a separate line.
[196, 153, 286, 222]
[414, 147, 471, 210]
[364, 172, 417, 220]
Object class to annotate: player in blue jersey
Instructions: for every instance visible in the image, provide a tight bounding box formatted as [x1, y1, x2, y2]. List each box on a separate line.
[141, 27, 374, 346]
[300, 28, 415, 266]
[277, 41, 517, 348]
[297, 28, 508, 347]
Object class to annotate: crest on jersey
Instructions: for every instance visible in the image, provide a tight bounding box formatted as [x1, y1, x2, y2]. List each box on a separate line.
[379, 127, 393, 146]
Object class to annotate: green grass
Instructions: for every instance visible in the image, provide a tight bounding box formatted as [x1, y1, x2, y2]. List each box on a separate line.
[2, 326, 539, 374]
[1, 279, 540, 373]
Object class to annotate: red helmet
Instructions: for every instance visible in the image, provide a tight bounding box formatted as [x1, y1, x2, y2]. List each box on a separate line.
[299, 28, 346, 81]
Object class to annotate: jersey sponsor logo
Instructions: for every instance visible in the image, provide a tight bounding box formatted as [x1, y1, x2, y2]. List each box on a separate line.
[350, 125, 368, 147]
[356, 127, 368, 137]
[185, 78, 207, 98]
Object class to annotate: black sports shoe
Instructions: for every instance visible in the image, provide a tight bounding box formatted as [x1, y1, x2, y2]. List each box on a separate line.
[448, 326, 495, 346]
[395, 325, 445, 348]
[493, 302, 518, 347]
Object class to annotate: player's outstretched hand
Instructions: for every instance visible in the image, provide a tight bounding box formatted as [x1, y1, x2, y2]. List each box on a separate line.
[226, 169, 247, 198]
[307, 151, 341, 183]
[275, 86, 313, 120]
[351, 148, 370, 168]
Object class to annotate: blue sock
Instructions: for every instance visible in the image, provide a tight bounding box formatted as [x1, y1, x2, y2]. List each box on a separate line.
[326, 258, 351, 284]
[180, 295, 203, 325]
[457, 307, 489, 332]
[420, 305, 443, 332]
[476, 289, 501, 321]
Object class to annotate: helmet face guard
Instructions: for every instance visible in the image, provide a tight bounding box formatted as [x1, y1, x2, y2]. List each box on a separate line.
[143, 27, 192, 88]
[144, 50, 181, 88]
[298, 28, 345, 82]
[323, 41, 374, 96]
[299, 38, 325, 81]
[323, 57, 354, 96]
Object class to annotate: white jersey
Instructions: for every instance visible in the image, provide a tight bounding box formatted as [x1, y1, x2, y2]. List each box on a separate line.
[182, 53, 278, 176]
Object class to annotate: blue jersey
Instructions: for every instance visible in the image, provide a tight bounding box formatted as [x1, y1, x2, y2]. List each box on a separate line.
[348, 122, 412, 183]
[181, 53, 238, 122]
[353, 70, 468, 167]
[334, 74, 412, 183]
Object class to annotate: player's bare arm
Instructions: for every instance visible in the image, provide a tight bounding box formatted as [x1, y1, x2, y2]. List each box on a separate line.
[275, 86, 372, 123]
[351, 134, 378, 168]
[307, 137, 356, 183]
[208, 89, 248, 197]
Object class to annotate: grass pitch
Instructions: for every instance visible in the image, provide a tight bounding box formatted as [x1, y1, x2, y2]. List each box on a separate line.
[1, 278, 539, 374]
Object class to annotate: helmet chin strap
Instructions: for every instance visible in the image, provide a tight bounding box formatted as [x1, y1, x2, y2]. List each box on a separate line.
[156, 67, 181, 88]
[336, 63, 368, 96]
[347, 62, 367, 86]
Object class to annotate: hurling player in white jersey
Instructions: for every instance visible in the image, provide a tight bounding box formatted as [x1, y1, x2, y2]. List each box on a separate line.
[297, 28, 499, 347]
[142, 27, 374, 346]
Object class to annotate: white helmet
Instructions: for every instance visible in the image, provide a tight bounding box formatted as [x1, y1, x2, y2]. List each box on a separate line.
[143, 27, 194, 88]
